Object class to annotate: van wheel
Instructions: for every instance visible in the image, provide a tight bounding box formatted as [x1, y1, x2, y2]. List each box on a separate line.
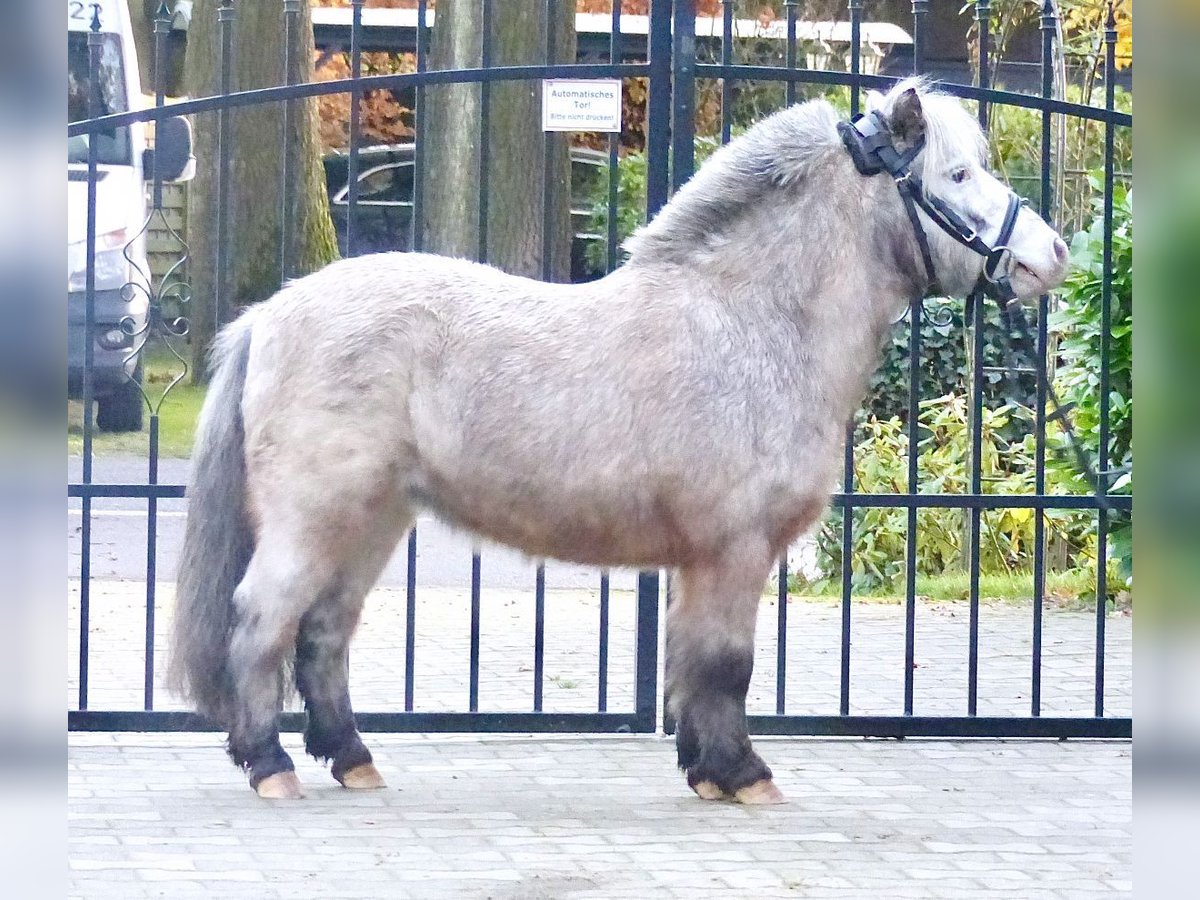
[96, 369, 145, 433]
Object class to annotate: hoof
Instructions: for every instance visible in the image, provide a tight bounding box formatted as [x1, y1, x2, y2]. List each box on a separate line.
[255, 771, 305, 800]
[691, 780, 729, 801]
[733, 779, 787, 805]
[337, 762, 387, 790]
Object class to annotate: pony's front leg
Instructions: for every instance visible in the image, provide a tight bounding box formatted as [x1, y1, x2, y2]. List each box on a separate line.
[667, 556, 785, 805]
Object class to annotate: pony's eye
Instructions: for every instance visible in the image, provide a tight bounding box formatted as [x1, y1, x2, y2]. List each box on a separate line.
[951, 168, 971, 184]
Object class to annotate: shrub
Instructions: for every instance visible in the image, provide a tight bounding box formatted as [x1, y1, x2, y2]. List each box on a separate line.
[811, 394, 1094, 593]
[1048, 179, 1133, 581]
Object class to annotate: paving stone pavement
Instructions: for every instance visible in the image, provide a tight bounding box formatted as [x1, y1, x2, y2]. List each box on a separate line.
[68, 732, 1131, 899]
[69, 578, 1132, 896]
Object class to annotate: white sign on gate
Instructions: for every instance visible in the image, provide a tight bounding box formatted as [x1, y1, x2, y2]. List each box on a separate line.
[542, 79, 623, 133]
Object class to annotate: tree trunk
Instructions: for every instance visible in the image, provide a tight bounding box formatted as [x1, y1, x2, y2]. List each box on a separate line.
[127, 1, 154, 95]
[185, 0, 339, 383]
[422, 0, 575, 280]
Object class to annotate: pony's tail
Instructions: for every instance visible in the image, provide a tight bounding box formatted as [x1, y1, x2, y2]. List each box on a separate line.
[169, 313, 256, 727]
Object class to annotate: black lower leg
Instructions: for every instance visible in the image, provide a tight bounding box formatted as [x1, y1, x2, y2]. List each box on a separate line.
[669, 644, 772, 795]
[295, 613, 371, 780]
[229, 733, 295, 789]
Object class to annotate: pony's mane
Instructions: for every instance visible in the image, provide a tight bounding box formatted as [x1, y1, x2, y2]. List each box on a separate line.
[624, 78, 987, 266]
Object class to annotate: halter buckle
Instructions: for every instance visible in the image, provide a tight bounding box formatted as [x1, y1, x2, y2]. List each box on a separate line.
[984, 246, 1014, 284]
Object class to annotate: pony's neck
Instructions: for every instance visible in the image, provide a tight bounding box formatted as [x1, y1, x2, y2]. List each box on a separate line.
[625, 166, 920, 419]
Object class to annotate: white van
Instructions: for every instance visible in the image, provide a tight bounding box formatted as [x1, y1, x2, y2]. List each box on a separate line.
[67, 0, 193, 431]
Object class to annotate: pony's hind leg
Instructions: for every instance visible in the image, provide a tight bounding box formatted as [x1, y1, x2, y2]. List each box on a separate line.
[667, 552, 784, 805]
[226, 541, 332, 799]
[295, 591, 380, 789]
[295, 526, 408, 790]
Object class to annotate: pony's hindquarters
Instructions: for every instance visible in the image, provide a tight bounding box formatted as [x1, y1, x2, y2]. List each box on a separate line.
[172, 289, 416, 797]
[169, 314, 256, 728]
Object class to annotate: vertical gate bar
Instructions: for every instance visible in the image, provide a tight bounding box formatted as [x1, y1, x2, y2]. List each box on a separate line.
[672, 0, 696, 191]
[542, 0, 557, 283]
[215, 1, 234, 332]
[841, 0, 862, 718]
[606, 1, 621, 272]
[412, 0, 428, 252]
[280, 0, 300, 279]
[634, 570, 660, 732]
[970, 6, 990, 721]
[784, 0, 797, 107]
[478, 0, 493, 263]
[534, 564, 546, 712]
[645, 0, 672, 219]
[641, 0, 669, 722]
[903, 302, 919, 717]
[1034, 0, 1056, 716]
[976, 0, 991, 131]
[404, 528, 417, 711]
[849, 0, 862, 115]
[598, 572, 610, 712]
[1095, 6, 1118, 718]
[346, 0, 364, 257]
[720, 0, 733, 145]
[469, 551, 481, 711]
[903, 0, 926, 717]
[911, 1, 928, 76]
[141, 5, 172, 712]
[80, 9, 104, 711]
[776, 558, 787, 715]
[840, 425, 854, 717]
[145, 417, 159, 709]
[968, 293, 984, 716]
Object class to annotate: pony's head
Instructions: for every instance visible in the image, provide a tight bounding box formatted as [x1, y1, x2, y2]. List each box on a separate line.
[864, 80, 1069, 300]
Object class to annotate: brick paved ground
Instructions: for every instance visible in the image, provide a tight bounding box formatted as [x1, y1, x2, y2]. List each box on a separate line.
[68, 732, 1131, 899]
[68, 577, 1131, 897]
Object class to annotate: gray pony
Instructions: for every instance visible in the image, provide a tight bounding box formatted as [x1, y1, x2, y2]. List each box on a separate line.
[171, 79, 1069, 802]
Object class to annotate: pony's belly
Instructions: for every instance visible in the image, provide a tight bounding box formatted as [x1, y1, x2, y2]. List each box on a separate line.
[414, 474, 704, 568]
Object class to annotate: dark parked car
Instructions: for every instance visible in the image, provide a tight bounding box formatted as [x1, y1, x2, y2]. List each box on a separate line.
[322, 144, 608, 282]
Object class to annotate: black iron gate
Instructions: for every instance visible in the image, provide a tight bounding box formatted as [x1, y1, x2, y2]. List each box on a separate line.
[68, 0, 1130, 740]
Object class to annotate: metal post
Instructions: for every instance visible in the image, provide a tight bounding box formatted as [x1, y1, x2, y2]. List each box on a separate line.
[645, 0, 672, 219]
[605, 1, 621, 272]
[144, 1, 174, 712]
[280, 0, 301, 280]
[215, 1, 235, 332]
[1033, 0, 1057, 716]
[841, 0, 863, 716]
[634, 571, 660, 732]
[1095, 2, 1118, 718]
[976, 0, 991, 131]
[477, 0, 493, 263]
[412, 0, 429, 253]
[784, 0, 798, 108]
[79, 5, 105, 711]
[911, 0, 928, 74]
[720, 0, 734, 145]
[671, 0, 696, 192]
[346, 0, 364, 257]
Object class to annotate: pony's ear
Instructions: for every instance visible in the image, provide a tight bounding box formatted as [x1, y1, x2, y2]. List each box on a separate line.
[889, 87, 926, 148]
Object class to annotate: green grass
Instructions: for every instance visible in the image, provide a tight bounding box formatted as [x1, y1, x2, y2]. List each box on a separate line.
[788, 568, 1129, 610]
[68, 342, 205, 458]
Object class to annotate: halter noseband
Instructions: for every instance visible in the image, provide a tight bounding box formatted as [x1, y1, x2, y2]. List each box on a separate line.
[837, 110, 1024, 303]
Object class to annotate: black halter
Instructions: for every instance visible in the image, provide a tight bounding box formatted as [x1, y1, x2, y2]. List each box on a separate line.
[838, 110, 1124, 512]
[837, 110, 1024, 303]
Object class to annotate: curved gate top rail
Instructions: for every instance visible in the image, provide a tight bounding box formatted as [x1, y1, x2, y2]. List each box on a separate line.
[67, 67, 1131, 137]
[68, 0, 1130, 740]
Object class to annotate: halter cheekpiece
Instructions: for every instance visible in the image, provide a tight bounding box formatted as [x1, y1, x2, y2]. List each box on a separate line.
[837, 110, 1024, 303]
